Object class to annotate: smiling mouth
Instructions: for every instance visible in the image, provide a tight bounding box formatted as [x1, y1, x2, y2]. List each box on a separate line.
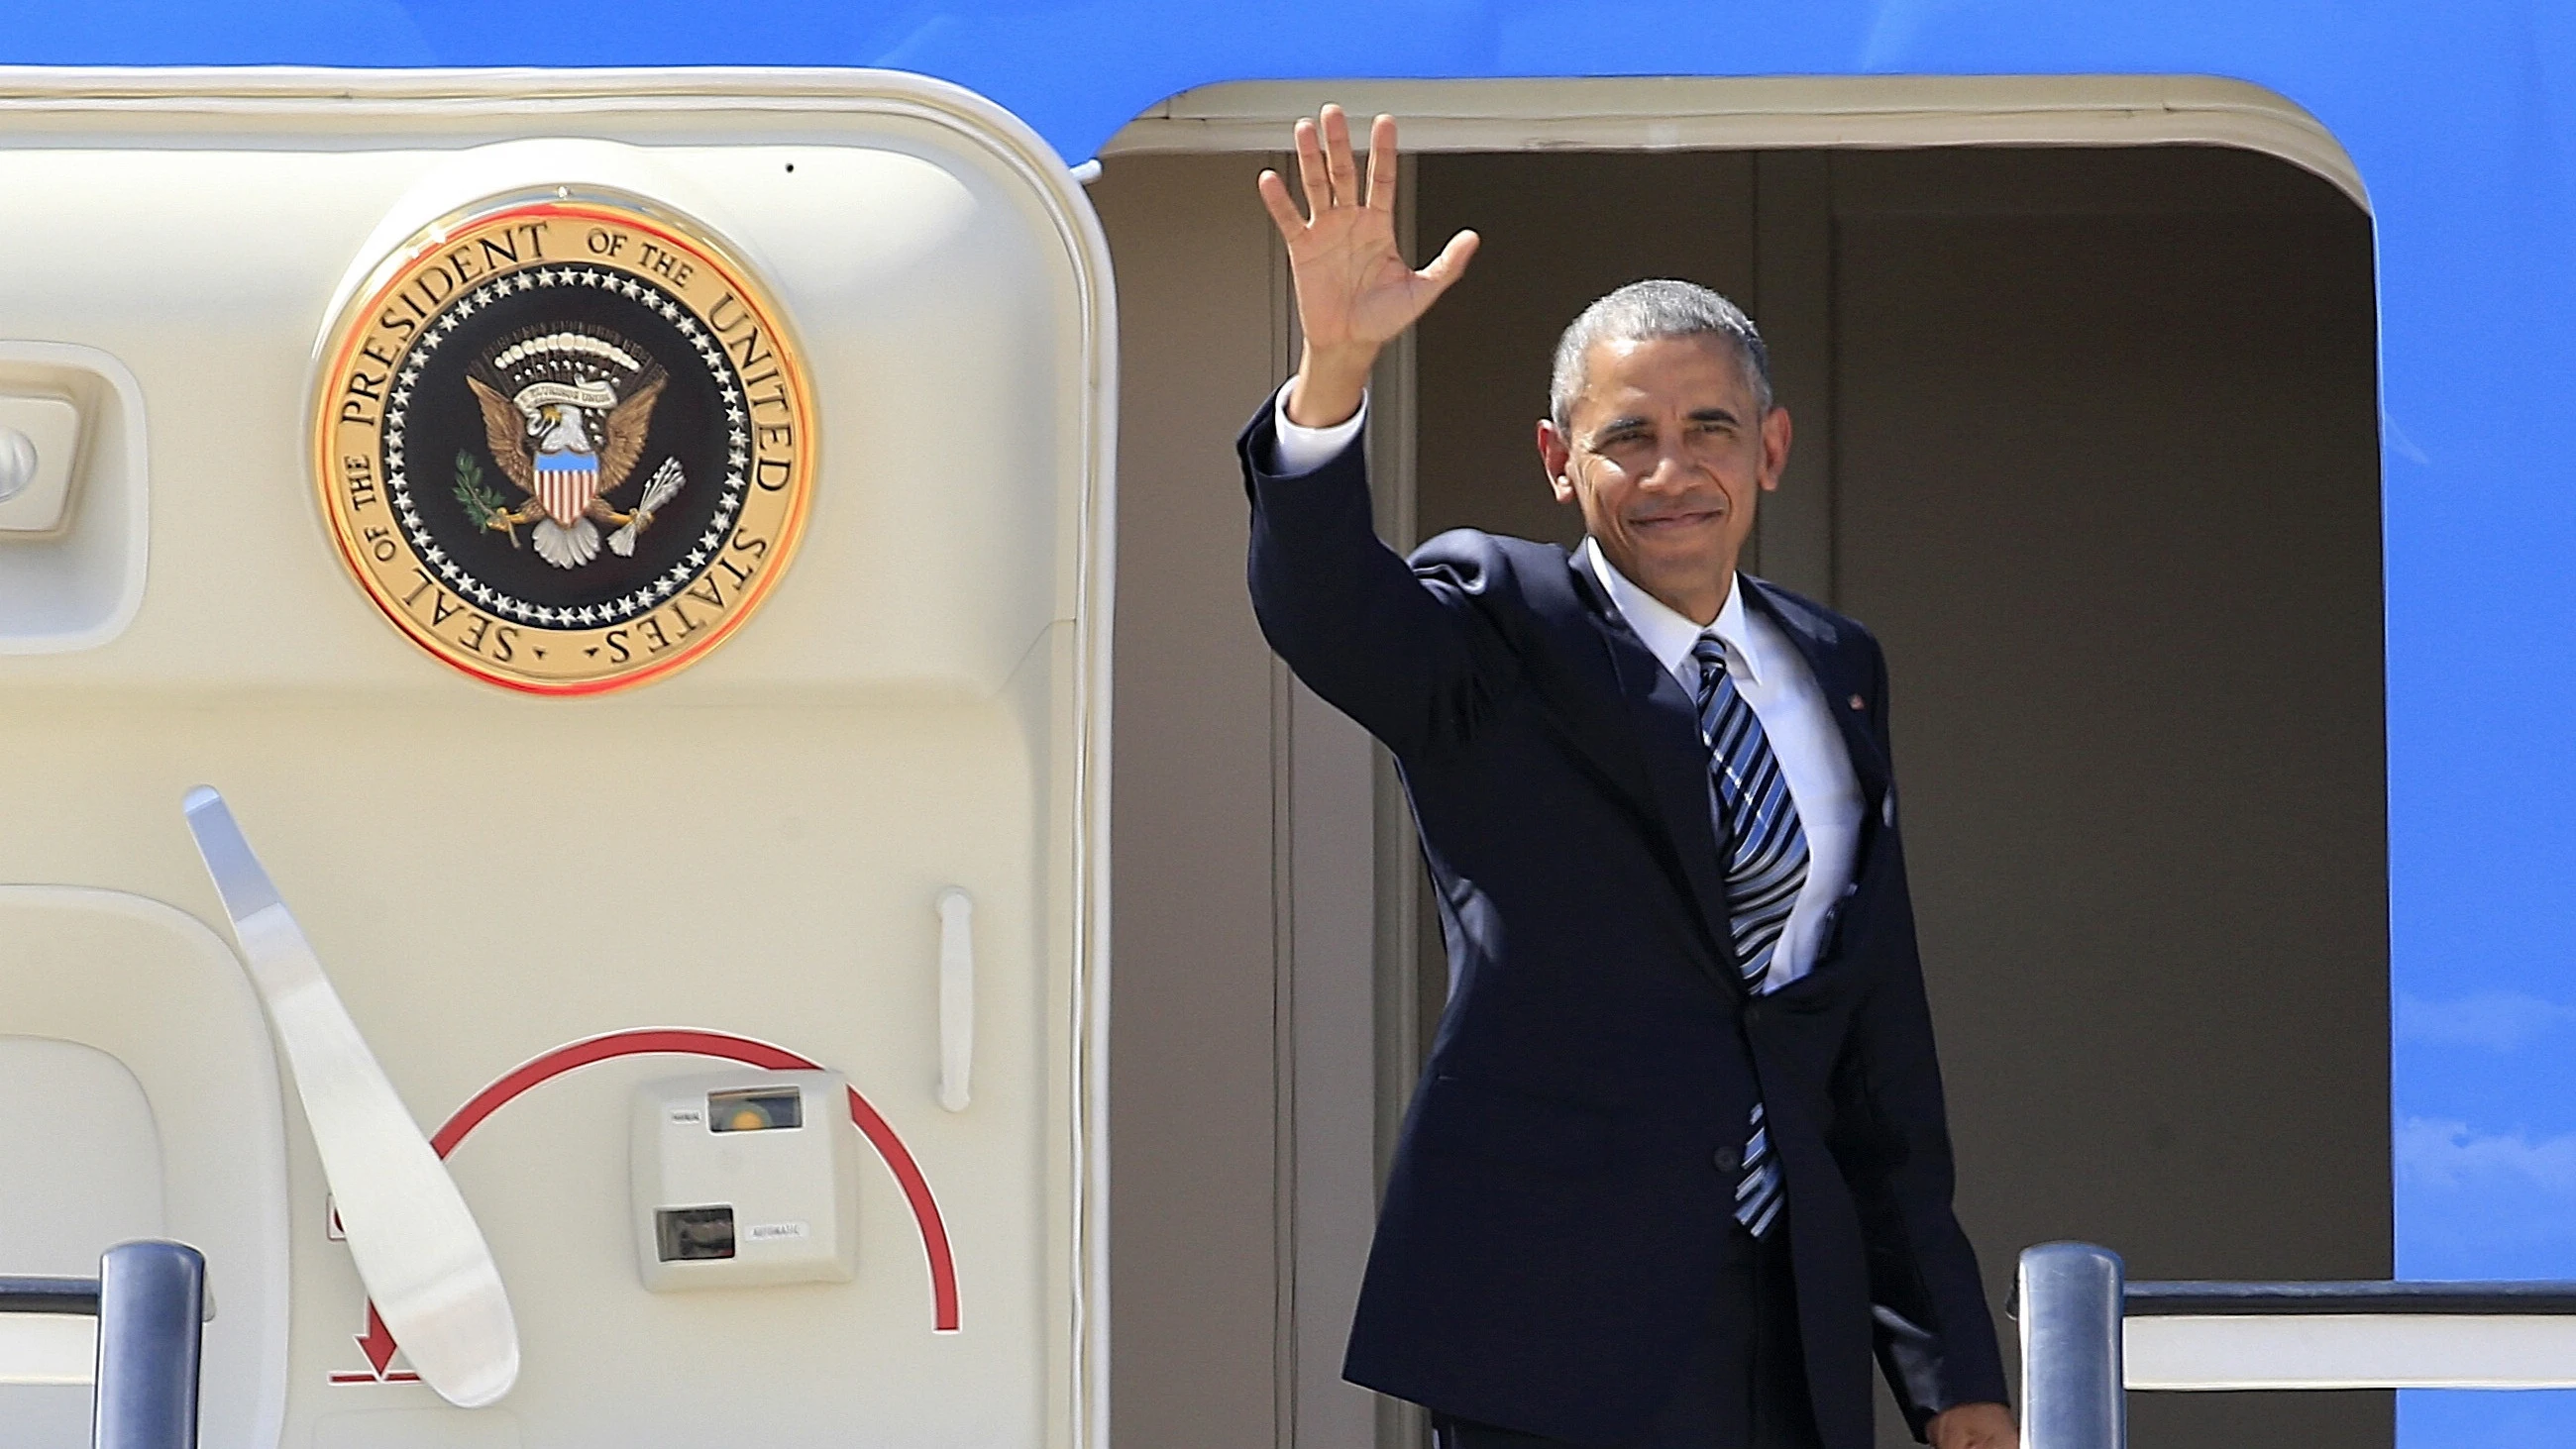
[1631, 507, 1725, 531]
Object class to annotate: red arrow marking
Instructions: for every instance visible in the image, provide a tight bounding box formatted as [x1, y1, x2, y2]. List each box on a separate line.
[344, 1027, 961, 1381]
[356, 1301, 398, 1377]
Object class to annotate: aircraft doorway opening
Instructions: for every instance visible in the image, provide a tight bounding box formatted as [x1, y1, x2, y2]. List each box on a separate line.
[1096, 98, 2385, 1449]
[1408, 144, 2388, 1449]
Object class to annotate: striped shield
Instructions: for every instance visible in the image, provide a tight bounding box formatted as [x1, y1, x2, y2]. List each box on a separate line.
[533, 449, 600, 529]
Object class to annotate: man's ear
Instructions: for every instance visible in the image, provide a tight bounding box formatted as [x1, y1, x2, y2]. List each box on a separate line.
[1759, 405, 1793, 492]
[1538, 419, 1576, 504]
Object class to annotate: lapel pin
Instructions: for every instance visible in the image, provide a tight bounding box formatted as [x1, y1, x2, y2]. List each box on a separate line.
[1847, 693, 1866, 711]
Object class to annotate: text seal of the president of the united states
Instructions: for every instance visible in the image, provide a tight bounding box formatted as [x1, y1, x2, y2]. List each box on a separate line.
[316, 190, 815, 693]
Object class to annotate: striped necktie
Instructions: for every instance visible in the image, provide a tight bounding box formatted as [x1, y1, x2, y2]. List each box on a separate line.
[1692, 634, 1804, 1238]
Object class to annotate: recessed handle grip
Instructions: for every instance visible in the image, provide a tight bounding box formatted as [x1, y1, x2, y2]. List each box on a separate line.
[935, 888, 974, 1112]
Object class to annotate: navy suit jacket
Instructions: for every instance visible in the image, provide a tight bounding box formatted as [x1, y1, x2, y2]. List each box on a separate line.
[1239, 400, 2008, 1449]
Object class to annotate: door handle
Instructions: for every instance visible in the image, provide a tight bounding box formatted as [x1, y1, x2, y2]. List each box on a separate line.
[935, 887, 974, 1113]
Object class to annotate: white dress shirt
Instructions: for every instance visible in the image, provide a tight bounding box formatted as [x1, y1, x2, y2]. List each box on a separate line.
[1270, 389, 1866, 989]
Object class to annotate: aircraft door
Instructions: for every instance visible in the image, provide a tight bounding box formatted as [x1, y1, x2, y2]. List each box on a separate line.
[0, 70, 1112, 1449]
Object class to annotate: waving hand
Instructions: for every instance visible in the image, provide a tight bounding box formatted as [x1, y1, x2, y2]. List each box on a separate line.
[1257, 107, 1478, 428]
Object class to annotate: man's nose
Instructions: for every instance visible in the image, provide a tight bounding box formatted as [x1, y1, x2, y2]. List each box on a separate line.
[1641, 446, 1703, 491]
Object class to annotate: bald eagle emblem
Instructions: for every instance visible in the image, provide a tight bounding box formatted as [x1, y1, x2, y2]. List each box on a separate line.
[462, 325, 687, 569]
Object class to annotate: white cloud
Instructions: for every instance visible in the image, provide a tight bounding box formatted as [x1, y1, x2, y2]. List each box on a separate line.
[2398, 1116, 2576, 1192]
[2395, 990, 2576, 1051]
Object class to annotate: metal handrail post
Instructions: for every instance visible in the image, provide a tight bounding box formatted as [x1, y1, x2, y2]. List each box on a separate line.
[2019, 1242, 2125, 1449]
[91, 1240, 204, 1449]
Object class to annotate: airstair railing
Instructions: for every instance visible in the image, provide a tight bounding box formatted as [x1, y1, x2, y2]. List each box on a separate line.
[0, 1240, 206, 1449]
[2019, 1243, 2127, 1449]
[2017, 1241, 2576, 1449]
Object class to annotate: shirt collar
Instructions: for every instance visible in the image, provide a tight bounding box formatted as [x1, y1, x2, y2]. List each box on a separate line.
[1579, 537, 1762, 688]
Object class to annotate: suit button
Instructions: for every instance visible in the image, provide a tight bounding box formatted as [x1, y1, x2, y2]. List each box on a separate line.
[1713, 1146, 1741, 1174]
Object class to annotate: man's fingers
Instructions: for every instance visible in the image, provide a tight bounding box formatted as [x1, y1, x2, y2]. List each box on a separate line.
[1928, 1403, 2017, 1449]
[1365, 113, 1399, 212]
[1418, 228, 1480, 295]
[1256, 170, 1309, 241]
[1320, 105, 1359, 208]
[1292, 117, 1331, 215]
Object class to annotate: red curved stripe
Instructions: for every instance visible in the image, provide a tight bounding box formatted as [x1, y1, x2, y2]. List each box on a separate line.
[423, 1027, 960, 1332]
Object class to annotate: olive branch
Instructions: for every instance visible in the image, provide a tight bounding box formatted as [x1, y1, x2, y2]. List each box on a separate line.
[453, 451, 519, 549]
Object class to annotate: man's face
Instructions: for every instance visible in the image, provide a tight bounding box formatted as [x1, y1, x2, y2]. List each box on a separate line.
[1537, 334, 1791, 620]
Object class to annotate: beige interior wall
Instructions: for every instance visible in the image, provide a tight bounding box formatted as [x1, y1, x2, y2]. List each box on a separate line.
[1095, 153, 1389, 1449]
[1827, 146, 2389, 1449]
[1094, 152, 1292, 1448]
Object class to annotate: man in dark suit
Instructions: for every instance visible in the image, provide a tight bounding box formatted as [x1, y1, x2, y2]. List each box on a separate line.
[1241, 108, 2018, 1449]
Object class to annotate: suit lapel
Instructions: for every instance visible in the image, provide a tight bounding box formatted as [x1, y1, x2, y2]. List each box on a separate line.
[1519, 554, 1663, 815]
[1549, 555, 1744, 989]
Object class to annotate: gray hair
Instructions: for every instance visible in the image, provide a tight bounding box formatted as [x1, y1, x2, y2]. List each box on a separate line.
[1548, 279, 1773, 430]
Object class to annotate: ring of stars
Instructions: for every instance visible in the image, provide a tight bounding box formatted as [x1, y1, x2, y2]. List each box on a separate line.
[381, 264, 755, 630]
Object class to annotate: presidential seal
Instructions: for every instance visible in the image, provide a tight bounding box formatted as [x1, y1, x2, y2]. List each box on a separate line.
[316, 190, 814, 692]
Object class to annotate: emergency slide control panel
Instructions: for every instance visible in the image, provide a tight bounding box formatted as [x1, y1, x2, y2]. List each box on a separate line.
[630, 1070, 859, 1291]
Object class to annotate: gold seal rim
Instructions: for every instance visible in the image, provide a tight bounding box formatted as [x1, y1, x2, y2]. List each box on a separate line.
[311, 185, 817, 695]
